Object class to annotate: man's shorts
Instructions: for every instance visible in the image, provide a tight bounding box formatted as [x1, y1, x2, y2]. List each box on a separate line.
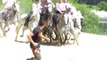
[30, 43, 40, 48]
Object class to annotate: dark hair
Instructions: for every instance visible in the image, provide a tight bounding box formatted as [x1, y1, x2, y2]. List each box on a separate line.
[36, 0, 39, 1]
[39, 20, 46, 26]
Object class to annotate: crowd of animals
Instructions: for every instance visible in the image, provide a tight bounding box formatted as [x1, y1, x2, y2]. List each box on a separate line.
[0, 0, 84, 45]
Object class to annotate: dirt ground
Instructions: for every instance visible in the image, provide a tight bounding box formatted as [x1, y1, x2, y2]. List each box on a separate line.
[0, 25, 107, 60]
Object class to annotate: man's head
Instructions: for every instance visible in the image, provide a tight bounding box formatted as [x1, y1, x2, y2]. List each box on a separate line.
[35, 0, 40, 2]
[39, 20, 46, 29]
[58, 0, 63, 3]
[41, 0, 48, 3]
[35, 0, 39, 1]
[45, 0, 48, 2]
[63, 0, 67, 3]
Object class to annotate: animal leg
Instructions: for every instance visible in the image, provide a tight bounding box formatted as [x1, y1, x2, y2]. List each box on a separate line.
[28, 26, 32, 32]
[0, 23, 6, 36]
[72, 33, 79, 45]
[4, 21, 10, 32]
[15, 24, 22, 41]
[20, 26, 26, 37]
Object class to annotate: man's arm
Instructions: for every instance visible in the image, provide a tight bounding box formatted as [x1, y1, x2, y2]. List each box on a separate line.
[55, 3, 62, 14]
[27, 32, 38, 46]
[38, 32, 50, 42]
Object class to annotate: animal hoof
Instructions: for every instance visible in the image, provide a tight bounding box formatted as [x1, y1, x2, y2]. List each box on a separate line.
[15, 40, 18, 42]
[20, 35, 23, 37]
[26, 57, 35, 60]
[3, 34, 6, 37]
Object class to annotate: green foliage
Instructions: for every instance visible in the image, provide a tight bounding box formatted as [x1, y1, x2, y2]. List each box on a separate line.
[82, 12, 99, 33]
[97, 1, 107, 11]
[0, 0, 32, 13]
[17, 0, 32, 14]
[97, 28, 107, 35]
[52, 0, 77, 4]
[0, 0, 4, 11]
[71, 1, 107, 35]
[0, 0, 2, 3]
[68, 0, 78, 3]
[52, 0, 57, 3]
[73, 3, 100, 34]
